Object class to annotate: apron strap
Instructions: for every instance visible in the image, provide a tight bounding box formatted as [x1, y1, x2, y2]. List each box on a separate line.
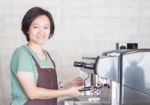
[23, 46, 40, 68]
[23, 46, 56, 69]
[44, 50, 56, 69]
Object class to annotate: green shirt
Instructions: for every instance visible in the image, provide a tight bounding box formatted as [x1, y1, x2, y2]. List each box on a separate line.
[10, 45, 54, 105]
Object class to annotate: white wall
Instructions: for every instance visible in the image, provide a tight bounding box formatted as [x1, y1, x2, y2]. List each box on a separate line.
[0, 0, 150, 104]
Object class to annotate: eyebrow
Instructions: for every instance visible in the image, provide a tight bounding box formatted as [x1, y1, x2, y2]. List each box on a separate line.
[32, 23, 50, 26]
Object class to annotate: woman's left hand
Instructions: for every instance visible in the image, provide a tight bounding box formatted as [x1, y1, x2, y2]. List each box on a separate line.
[70, 76, 84, 86]
[62, 76, 84, 88]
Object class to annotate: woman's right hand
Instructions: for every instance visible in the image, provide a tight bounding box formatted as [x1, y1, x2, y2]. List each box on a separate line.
[65, 87, 82, 97]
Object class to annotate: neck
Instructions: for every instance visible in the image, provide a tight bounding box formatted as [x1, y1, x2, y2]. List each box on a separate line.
[28, 42, 43, 54]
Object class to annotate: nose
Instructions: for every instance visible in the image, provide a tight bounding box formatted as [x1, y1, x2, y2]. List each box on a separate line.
[38, 27, 45, 34]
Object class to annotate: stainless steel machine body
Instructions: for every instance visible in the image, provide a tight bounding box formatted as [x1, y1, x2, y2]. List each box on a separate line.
[95, 49, 150, 105]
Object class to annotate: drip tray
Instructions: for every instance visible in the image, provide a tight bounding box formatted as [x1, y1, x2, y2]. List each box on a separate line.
[64, 101, 101, 105]
[64, 96, 110, 105]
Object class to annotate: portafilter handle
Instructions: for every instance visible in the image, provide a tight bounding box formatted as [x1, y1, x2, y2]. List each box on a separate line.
[74, 61, 85, 68]
[74, 61, 95, 69]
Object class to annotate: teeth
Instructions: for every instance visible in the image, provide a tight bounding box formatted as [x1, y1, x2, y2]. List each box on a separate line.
[37, 36, 45, 39]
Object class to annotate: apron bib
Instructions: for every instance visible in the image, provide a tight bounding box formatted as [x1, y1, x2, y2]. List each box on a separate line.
[24, 49, 58, 105]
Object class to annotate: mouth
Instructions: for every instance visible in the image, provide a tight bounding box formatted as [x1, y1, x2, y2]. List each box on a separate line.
[36, 35, 47, 40]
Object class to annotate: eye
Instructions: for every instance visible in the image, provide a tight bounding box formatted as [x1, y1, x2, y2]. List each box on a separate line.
[33, 26, 38, 29]
[44, 26, 49, 29]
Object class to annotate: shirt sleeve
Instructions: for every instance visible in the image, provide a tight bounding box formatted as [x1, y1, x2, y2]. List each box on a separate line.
[10, 47, 36, 74]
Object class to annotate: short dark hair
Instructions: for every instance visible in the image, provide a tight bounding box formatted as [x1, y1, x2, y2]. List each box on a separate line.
[21, 7, 55, 41]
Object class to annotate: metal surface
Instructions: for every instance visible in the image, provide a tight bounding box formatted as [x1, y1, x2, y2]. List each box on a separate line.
[122, 51, 150, 105]
[95, 49, 150, 105]
[95, 56, 119, 82]
[73, 49, 150, 105]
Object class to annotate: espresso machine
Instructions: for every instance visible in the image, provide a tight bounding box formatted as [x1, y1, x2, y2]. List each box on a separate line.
[64, 42, 150, 105]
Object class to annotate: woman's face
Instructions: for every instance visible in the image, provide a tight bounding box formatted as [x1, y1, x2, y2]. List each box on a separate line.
[28, 15, 50, 45]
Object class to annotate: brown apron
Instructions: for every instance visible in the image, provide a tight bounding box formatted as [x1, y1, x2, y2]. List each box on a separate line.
[24, 49, 58, 105]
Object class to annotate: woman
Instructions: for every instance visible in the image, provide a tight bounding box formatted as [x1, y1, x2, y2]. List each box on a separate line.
[10, 7, 84, 105]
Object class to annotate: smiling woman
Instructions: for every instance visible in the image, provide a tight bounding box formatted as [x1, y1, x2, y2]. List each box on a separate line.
[10, 7, 84, 105]
[27, 15, 51, 45]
